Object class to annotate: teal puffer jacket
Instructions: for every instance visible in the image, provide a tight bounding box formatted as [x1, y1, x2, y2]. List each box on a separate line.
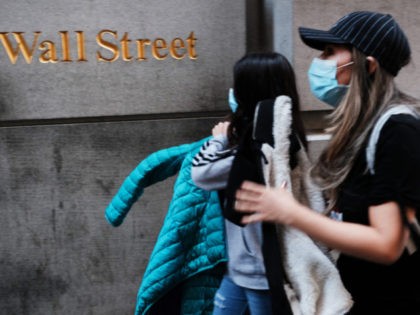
[105, 138, 227, 315]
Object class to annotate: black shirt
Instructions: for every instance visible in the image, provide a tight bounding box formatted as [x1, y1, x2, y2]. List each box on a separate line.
[336, 114, 420, 314]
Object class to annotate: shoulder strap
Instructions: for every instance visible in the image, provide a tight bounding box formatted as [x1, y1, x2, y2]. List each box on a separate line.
[366, 105, 419, 175]
[253, 99, 275, 146]
[365, 105, 420, 253]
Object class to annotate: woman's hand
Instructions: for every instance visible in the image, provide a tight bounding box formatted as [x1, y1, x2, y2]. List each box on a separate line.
[212, 121, 230, 137]
[235, 180, 302, 225]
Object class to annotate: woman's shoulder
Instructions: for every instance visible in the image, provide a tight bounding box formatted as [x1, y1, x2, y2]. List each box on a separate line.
[375, 113, 420, 160]
[380, 113, 420, 140]
[387, 112, 420, 125]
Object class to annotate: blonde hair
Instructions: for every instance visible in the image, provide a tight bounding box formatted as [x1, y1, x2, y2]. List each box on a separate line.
[311, 47, 418, 208]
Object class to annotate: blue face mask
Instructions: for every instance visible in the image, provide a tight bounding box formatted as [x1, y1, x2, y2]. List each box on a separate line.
[308, 58, 353, 108]
[228, 88, 238, 112]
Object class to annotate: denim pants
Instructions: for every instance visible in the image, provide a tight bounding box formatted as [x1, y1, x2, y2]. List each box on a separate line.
[213, 276, 273, 315]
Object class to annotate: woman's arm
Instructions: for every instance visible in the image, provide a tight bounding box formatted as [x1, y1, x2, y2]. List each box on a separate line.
[235, 181, 410, 264]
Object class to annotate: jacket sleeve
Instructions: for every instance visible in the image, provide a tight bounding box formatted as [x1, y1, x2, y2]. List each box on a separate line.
[105, 138, 208, 227]
[191, 135, 234, 191]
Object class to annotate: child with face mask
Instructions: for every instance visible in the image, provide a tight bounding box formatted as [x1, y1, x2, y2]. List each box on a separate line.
[192, 52, 353, 315]
[234, 11, 420, 314]
[192, 52, 304, 315]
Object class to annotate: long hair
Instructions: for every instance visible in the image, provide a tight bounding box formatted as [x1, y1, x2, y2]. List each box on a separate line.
[311, 47, 418, 208]
[228, 52, 307, 149]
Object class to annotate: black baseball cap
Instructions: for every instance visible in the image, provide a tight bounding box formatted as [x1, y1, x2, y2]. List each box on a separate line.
[299, 11, 411, 76]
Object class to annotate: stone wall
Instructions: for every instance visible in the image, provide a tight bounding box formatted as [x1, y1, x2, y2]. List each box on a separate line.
[0, 1, 245, 314]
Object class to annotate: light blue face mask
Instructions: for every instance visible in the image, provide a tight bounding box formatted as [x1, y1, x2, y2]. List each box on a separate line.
[228, 88, 238, 112]
[308, 58, 353, 108]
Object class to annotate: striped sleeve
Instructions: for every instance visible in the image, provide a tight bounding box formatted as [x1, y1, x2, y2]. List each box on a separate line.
[191, 135, 235, 191]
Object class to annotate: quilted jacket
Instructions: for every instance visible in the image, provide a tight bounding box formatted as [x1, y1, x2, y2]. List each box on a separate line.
[105, 138, 227, 315]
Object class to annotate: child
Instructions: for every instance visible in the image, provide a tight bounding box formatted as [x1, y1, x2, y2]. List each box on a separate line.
[192, 52, 351, 315]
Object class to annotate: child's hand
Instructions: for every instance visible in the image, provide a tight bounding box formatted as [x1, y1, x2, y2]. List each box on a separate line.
[212, 122, 230, 137]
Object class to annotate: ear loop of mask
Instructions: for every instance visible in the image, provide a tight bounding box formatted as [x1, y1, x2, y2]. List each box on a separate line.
[337, 61, 354, 69]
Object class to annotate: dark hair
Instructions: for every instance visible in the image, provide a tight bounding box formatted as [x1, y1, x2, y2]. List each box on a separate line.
[228, 52, 307, 148]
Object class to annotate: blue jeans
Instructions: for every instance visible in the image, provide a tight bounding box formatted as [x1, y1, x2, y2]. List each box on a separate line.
[213, 276, 273, 315]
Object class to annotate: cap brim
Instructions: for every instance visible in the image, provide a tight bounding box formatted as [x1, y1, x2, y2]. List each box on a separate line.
[298, 27, 348, 50]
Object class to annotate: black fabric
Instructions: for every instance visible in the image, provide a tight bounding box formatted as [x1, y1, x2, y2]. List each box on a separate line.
[336, 114, 420, 314]
[222, 123, 266, 226]
[222, 100, 274, 226]
[262, 223, 293, 315]
[222, 99, 300, 226]
[368, 114, 420, 250]
[299, 11, 410, 76]
[148, 283, 182, 315]
[288, 132, 300, 170]
[253, 99, 275, 147]
[368, 115, 420, 208]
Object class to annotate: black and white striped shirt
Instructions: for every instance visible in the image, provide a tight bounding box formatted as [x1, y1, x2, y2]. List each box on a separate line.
[191, 135, 236, 191]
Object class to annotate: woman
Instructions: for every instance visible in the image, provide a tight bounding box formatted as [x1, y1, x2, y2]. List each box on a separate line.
[235, 11, 420, 314]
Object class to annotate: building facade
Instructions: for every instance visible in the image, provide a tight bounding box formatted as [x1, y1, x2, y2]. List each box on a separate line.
[0, 1, 419, 313]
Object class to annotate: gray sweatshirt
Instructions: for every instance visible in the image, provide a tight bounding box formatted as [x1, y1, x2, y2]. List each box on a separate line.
[191, 135, 269, 290]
